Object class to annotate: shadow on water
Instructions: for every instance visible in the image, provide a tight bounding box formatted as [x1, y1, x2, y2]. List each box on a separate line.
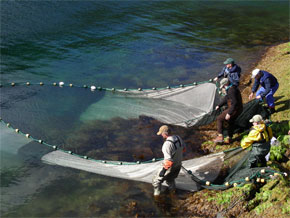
[65, 115, 204, 162]
[1, 85, 205, 161]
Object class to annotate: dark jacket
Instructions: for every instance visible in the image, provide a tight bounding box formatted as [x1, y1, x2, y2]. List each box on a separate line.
[252, 71, 278, 98]
[218, 64, 241, 86]
[218, 85, 243, 115]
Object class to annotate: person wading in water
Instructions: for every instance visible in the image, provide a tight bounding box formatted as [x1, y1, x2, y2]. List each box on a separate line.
[152, 125, 186, 196]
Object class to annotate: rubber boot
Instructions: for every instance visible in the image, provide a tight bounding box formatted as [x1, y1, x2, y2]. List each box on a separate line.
[166, 180, 176, 193]
[153, 185, 161, 196]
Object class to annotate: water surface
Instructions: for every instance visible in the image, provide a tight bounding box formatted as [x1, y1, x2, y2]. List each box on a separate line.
[0, 1, 289, 217]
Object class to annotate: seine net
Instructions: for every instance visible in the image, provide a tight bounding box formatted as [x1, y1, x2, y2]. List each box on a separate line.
[79, 82, 217, 127]
[0, 83, 276, 191]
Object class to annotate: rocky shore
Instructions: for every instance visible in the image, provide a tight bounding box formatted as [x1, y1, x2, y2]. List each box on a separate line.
[176, 42, 290, 218]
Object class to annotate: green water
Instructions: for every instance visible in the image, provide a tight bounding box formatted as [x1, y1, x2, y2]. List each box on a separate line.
[0, 1, 289, 217]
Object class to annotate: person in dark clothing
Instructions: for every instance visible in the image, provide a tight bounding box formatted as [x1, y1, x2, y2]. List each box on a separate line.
[214, 58, 241, 87]
[214, 78, 243, 144]
[249, 69, 279, 114]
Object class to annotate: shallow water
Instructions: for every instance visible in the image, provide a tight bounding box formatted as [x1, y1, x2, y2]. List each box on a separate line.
[0, 1, 289, 217]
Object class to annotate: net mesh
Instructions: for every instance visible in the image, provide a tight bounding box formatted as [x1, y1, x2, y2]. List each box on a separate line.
[79, 82, 217, 127]
[0, 82, 282, 192]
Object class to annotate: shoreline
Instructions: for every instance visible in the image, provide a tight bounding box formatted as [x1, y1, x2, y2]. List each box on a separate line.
[197, 42, 290, 151]
[178, 42, 290, 218]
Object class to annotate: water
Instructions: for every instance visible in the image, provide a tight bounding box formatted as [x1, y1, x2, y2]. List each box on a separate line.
[0, 1, 289, 217]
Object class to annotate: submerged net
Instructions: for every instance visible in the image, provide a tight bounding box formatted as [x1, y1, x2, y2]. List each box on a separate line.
[79, 82, 218, 127]
[0, 82, 283, 192]
[42, 150, 225, 192]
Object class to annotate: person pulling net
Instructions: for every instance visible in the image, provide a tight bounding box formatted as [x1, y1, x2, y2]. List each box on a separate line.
[0, 81, 285, 194]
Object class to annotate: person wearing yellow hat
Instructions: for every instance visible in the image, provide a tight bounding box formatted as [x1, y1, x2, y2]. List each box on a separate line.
[152, 125, 186, 196]
[241, 114, 273, 168]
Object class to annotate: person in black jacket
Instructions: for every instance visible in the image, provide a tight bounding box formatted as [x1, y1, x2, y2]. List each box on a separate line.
[213, 78, 243, 144]
[213, 58, 241, 87]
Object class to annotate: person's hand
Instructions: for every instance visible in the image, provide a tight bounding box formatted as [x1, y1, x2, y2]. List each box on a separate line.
[225, 113, 231, 120]
[215, 106, 219, 110]
[256, 95, 261, 99]
[249, 92, 254, 99]
[214, 77, 218, 82]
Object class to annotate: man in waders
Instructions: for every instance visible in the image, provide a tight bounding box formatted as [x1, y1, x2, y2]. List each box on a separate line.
[249, 69, 279, 114]
[152, 125, 185, 196]
[214, 58, 241, 87]
[241, 114, 273, 168]
[213, 78, 243, 144]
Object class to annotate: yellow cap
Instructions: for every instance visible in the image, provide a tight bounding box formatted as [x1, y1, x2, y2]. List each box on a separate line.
[157, 125, 169, 135]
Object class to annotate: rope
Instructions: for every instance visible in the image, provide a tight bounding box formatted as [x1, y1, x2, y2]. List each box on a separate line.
[0, 114, 285, 186]
[0, 118, 163, 165]
[181, 164, 285, 190]
[0, 80, 216, 92]
[216, 190, 249, 218]
[0, 79, 220, 166]
[1, 80, 285, 187]
[0, 79, 222, 130]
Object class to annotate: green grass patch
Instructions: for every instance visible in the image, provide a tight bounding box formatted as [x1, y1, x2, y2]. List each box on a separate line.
[254, 202, 273, 215]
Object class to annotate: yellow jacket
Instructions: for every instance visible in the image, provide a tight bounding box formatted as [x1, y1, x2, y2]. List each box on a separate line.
[241, 123, 273, 149]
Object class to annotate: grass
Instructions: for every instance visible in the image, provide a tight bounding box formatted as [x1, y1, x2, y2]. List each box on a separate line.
[257, 43, 290, 122]
[179, 42, 290, 218]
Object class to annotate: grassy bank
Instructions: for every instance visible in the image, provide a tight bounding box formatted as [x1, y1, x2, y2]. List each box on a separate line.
[241, 42, 290, 122]
[177, 42, 290, 218]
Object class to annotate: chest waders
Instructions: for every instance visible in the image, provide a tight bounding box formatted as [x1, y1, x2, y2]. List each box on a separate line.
[248, 127, 271, 168]
[152, 136, 183, 196]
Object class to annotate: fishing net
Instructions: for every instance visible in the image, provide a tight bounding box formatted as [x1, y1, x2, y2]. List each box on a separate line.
[0, 82, 283, 192]
[78, 82, 218, 127]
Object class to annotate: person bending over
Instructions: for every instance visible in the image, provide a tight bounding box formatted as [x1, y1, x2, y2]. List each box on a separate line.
[249, 69, 279, 114]
[214, 78, 243, 144]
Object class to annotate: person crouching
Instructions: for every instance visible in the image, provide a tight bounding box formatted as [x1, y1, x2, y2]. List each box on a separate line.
[152, 125, 186, 196]
[249, 69, 279, 114]
[241, 114, 273, 168]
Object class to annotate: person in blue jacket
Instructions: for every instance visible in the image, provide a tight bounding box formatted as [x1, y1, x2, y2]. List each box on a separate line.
[249, 69, 279, 114]
[214, 58, 241, 87]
